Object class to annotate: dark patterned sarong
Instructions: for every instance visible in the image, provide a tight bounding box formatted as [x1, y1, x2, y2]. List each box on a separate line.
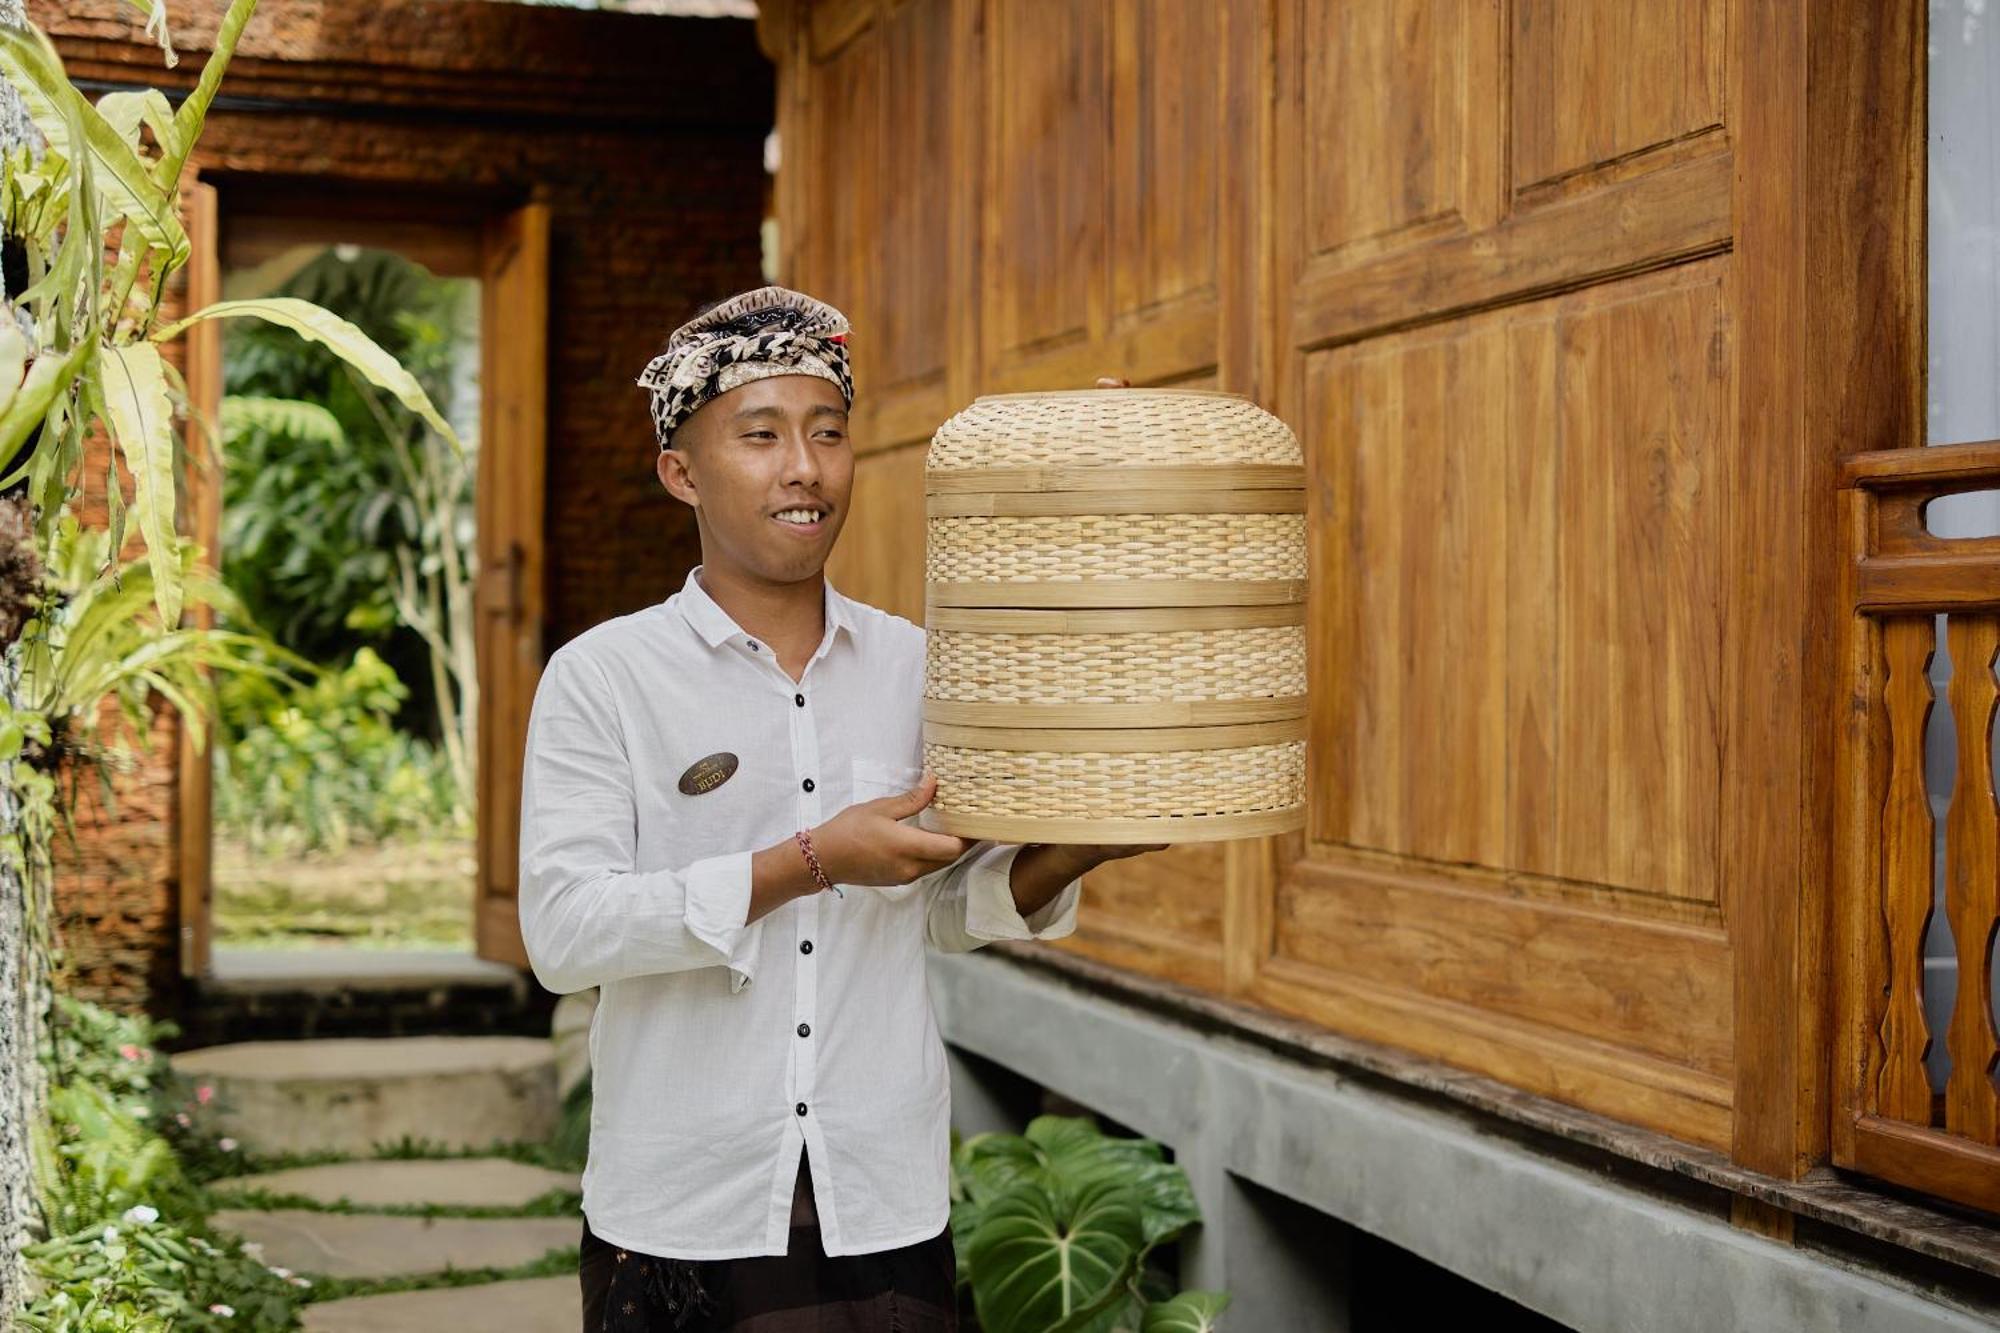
[580, 1160, 958, 1332]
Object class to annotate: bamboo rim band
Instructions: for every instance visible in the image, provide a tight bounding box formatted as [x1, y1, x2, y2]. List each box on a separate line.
[922, 697, 1308, 728]
[926, 464, 1307, 496]
[926, 579, 1306, 610]
[927, 489, 1303, 518]
[926, 603, 1306, 634]
[916, 805, 1307, 845]
[924, 718, 1305, 752]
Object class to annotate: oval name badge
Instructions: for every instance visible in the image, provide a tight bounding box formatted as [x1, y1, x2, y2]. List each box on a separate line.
[677, 752, 740, 797]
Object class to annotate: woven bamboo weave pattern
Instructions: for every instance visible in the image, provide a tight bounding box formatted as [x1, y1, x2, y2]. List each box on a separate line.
[927, 390, 1302, 470]
[926, 626, 1306, 704]
[922, 741, 1307, 820]
[927, 514, 1307, 583]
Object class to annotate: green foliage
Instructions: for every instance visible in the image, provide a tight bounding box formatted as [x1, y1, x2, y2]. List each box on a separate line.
[21, 998, 304, 1333]
[215, 249, 473, 667]
[951, 1117, 1229, 1333]
[213, 646, 464, 855]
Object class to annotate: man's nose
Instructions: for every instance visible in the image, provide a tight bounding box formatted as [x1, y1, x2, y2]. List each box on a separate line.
[781, 432, 821, 486]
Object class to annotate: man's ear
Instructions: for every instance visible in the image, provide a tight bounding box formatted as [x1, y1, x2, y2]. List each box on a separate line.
[656, 446, 699, 508]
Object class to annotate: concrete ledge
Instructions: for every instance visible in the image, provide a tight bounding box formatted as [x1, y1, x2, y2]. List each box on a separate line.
[931, 951, 2000, 1333]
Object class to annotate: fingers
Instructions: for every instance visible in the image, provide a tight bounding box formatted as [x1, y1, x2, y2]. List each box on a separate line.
[893, 824, 968, 868]
[874, 771, 939, 820]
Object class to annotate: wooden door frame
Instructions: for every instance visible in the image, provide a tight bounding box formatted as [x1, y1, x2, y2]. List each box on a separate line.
[176, 179, 548, 975]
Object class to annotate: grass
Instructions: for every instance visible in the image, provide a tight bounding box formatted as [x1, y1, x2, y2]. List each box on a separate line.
[299, 1245, 580, 1304]
[212, 833, 474, 951]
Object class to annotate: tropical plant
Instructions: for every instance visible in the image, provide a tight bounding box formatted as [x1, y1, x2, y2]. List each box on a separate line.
[214, 645, 464, 855]
[219, 247, 478, 811]
[949, 1116, 1229, 1333]
[0, 0, 461, 638]
[21, 996, 302, 1333]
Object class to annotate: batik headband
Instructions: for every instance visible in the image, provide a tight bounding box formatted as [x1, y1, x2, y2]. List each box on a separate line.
[636, 285, 854, 449]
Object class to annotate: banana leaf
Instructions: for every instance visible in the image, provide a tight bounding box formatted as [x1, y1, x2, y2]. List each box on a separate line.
[154, 297, 461, 452]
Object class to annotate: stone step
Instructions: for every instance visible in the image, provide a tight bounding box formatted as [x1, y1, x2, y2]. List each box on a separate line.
[209, 1158, 579, 1210]
[211, 1208, 578, 1280]
[177, 950, 552, 1048]
[300, 1276, 577, 1333]
[172, 1036, 558, 1156]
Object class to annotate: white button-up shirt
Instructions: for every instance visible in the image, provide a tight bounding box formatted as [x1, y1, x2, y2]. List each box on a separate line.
[517, 569, 1081, 1259]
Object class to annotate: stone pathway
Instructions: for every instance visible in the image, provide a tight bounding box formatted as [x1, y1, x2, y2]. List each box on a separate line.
[300, 1275, 577, 1333]
[182, 1037, 581, 1331]
[173, 1036, 558, 1156]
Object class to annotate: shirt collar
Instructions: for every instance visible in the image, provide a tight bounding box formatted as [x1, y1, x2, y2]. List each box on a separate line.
[676, 566, 857, 650]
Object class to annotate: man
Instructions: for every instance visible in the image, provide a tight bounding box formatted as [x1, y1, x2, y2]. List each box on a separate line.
[518, 286, 1157, 1331]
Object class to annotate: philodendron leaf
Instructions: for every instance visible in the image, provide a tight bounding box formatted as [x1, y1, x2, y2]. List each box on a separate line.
[968, 1177, 1145, 1333]
[0, 18, 189, 266]
[98, 342, 182, 626]
[1021, 1116, 1198, 1244]
[154, 298, 461, 452]
[1141, 1291, 1231, 1333]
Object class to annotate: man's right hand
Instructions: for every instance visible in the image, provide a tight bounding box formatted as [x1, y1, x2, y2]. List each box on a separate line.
[811, 772, 970, 887]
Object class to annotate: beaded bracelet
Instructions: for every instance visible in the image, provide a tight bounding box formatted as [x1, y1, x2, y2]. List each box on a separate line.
[795, 828, 841, 899]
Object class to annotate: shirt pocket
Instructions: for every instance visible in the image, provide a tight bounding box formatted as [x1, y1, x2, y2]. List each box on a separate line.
[850, 756, 931, 902]
[851, 755, 923, 803]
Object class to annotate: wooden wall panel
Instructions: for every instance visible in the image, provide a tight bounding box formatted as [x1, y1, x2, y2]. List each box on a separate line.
[1110, 0, 1220, 320]
[1512, 0, 1726, 193]
[1054, 843, 1228, 993]
[985, 0, 1107, 364]
[1311, 264, 1725, 903]
[768, 0, 1923, 1176]
[827, 442, 927, 624]
[1302, 0, 1467, 259]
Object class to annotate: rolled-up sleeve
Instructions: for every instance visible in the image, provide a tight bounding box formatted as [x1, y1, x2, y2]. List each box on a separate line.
[517, 649, 762, 994]
[924, 843, 1082, 953]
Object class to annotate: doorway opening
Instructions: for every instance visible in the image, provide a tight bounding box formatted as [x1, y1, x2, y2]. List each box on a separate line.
[177, 179, 547, 996]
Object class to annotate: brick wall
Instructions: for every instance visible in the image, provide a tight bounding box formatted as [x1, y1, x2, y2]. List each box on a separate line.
[38, 0, 772, 1014]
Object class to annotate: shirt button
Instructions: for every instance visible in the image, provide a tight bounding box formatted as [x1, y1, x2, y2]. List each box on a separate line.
[800, 940, 813, 955]
[795, 1102, 808, 1117]
[802, 778, 815, 793]
[795, 694, 806, 708]
[747, 640, 760, 652]
[797, 1023, 811, 1038]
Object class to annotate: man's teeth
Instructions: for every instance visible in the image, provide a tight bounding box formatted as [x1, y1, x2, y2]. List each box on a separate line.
[775, 509, 821, 525]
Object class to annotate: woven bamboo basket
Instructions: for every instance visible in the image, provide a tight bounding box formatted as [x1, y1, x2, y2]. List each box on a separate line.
[921, 389, 1308, 843]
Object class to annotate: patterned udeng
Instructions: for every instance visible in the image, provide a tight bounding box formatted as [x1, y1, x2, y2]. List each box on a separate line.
[922, 389, 1308, 843]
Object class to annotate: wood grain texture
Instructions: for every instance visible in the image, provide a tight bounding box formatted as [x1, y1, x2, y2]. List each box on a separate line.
[1850, 1116, 2000, 1217]
[1942, 616, 2000, 1143]
[1877, 617, 1937, 1123]
[1511, 0, 1725, 193]
[1274, 854, 1734, 1080]
[473, 203, 550, 970]
[1310, 263, 1726, 902]
[175, 180, 223, 980]
[827, 441, 926, 624]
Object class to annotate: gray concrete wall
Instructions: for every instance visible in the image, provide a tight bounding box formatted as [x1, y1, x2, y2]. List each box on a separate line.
[932, 951, 1999, 1333]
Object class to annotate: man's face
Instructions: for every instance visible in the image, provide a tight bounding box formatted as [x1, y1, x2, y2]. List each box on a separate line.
[655, 373, 854, 587]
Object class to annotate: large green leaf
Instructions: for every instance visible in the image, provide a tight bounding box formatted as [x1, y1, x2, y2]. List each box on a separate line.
[1141, 1291, 1231, 1333]
[968, 1177, 1145, 1333]
[160, 0, 260, 188]
[0, 18, 188, 266]
[97, 342, 182, 625]
[0, 340, 90, 477]
[155, 298, 461, 452]
[95, 88, 183, 180]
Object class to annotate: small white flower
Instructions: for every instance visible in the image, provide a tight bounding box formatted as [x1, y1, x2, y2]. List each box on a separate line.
[100, 1226, 119, 1244]
[121, 1204, 159, 1227]
[288, 1276, 311, 1288]
[268, 1265, 293, 1279]
[208, 1304, 235, 1317]
[240, 1241, 264, 1260]
[217, 1137, 238, 1153]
